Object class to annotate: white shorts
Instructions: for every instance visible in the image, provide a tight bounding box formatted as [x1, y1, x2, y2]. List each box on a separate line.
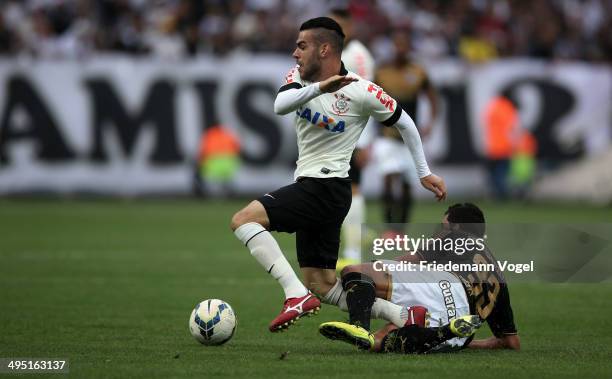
[386, 262, 471, 350]
[371, 137, 417, 182]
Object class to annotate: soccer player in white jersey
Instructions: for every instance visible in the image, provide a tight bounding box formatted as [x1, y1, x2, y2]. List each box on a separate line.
[230, 17, 446, 332]
[330, 8, 377, 270]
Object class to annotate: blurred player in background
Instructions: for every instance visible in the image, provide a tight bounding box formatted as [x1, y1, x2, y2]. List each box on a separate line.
[230, 17, 446, 333]
[330, 8, 376, 270]
[483, 94, 538, 199]
[373, 30, 439, 234]
[193, 123, 241, 197]
[320, 203, 520, 354]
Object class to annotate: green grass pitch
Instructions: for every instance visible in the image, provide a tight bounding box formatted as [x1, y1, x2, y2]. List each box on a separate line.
[1, 199, 611, 378]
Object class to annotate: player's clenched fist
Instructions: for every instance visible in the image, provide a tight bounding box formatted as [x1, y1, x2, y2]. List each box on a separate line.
[319, 75, 358, 93]
[420, 174, 447, 201]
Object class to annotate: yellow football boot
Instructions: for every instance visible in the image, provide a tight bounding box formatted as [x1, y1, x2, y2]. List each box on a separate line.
[319, 321, 375, 350]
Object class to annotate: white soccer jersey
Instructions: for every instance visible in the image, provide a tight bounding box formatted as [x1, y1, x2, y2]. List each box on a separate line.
[280, 63, 402, 180]
[342, 39, 375, 81]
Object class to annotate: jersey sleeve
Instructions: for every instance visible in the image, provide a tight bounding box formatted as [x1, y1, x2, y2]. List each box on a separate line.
[362, 82, 403, 126]
[279, 65, 303, 92]
[486, 284, 518, 337]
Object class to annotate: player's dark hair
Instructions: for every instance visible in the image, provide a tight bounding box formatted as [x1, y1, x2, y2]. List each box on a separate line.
[299, 17, 345, 54]
[445, 203, 485, 237]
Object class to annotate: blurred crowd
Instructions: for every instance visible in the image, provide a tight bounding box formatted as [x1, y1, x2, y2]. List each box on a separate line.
[0, 0, 611, 63]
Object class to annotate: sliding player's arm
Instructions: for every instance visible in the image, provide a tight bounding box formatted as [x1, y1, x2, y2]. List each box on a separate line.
[469, 284, 520, 350]
[468, 334, 520, 350]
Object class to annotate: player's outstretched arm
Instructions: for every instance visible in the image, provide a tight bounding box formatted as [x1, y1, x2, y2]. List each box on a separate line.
[393, 110, 447, 201]
[319, 75, 358, 93]
[274, 83, 323, 115]
[273, 75, 358, 115]
[468, 335, 521, 350]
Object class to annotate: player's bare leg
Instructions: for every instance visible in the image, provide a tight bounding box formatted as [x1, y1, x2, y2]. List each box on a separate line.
[231, 201, 319, 332]
[231, 200, 270, 229]
[301, 267, 338, 296]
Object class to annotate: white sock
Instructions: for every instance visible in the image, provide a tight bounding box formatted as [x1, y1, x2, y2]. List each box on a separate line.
[235, 222, 308, 299]
[321, 278, 348, 311]
[342, 194, 365, 261]
[371, 299, 405, 327]
[322, 279, 405, 327]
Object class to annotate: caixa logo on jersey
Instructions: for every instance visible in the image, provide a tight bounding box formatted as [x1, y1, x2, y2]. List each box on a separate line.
[295, 107, 345, 133]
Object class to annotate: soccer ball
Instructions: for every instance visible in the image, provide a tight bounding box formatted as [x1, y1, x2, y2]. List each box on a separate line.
[189, 299, 237, 345]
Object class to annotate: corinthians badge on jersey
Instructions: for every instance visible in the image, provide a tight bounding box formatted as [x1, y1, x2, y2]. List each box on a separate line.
[332, 93, 351, 115]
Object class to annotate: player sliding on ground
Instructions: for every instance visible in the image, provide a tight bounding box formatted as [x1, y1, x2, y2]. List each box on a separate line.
[319, 203, 521, 353]
[230, 17, 446, 332]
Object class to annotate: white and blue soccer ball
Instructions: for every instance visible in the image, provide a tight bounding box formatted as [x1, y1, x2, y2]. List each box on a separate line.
[189, 299, 237, 345]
